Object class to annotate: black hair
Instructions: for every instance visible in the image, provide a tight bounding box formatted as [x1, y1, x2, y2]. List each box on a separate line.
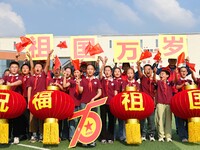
[64, 67, 73, 72]
[21, 63, 30, 70]
[87, 64, 96, 70]
[143, 64, 152, 69]
[161, 70, 170, 76]
[9, 61, 19, 68]
[127, 67, 135, 73]
[122, 62, 130, 68]
[113, 67, 122, 73]
[104, 65, 112, 72]
[4, 69, 9, 74]
[34, 61, 44, 68]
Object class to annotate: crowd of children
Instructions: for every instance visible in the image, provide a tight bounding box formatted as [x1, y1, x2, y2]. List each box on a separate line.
[0, 52, 199, 147]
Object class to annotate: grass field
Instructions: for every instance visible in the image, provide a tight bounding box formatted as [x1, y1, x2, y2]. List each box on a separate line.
[1, 118, 200, 150]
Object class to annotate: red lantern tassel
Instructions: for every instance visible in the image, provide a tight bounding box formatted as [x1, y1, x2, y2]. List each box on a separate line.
[0, 119, 9, 144]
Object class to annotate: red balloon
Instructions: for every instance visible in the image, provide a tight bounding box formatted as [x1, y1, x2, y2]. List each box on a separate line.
[29, 90, 75, 120]
[171, 89, 200, 119]
[110, 91, 154, 120]
[0, 89, 26, 119]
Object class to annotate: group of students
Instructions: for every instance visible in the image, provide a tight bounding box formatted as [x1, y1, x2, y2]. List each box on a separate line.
[1, 51, 200, 147]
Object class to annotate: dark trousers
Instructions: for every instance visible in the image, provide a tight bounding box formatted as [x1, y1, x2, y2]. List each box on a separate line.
[100, 104, 115, 141]
[177, 117, 188, 140]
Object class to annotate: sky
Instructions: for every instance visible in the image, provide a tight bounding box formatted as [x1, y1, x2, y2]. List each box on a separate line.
[0, 0, 200, 37]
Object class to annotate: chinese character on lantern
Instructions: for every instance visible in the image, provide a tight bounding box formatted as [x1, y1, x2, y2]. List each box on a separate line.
[32, 91, 53, 110]
[122, 92, 144, 111]
[113, 40, 140, 62]
[26, 34, 54, 60]
[188, 90, 200, 109]
[159, 35, 188, 58]
[70, 36, 97, 61]
[0, 93, 10, 112]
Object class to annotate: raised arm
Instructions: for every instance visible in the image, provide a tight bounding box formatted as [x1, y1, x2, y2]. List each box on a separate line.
[44, 50, 54, 74]
[26, 51, 34, 75]
[99, 56, 105, 80]
[191, 69, 197, 83]
[136, 61, 143, 79]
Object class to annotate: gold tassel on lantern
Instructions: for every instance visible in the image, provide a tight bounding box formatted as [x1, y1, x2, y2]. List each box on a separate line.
[188, 117, 200, 143]
[125, 119, 141, 144]
[0, 119, 9, 144]
[43, 118, 59, 144]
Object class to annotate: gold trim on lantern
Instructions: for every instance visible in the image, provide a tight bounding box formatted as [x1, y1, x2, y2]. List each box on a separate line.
[126, 119, 139, 124]
[126, 86, 137, 92]
[44, 118, 58, 123]
[0, 85, 10, 90]
[47, 86, 59, 91]
[0, 119, 8, 124]
[188, 117, 200, 123]
[185, 84, 197, 90]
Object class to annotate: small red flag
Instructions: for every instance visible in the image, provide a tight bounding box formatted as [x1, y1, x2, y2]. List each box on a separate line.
[15, 42, 24, 52]
[85, 41, 93, 55]
[89, 43, 104, 56]
[72, 59, 80, 70]
[20, 36, 32, 47]
[186, 62, 196, 72]
[139, 50, 152, 61]
[177, 52, 185, 67]
[54, 55, 61, 70]
[57, 41, 67, 48]
[153, 51, 161, 61]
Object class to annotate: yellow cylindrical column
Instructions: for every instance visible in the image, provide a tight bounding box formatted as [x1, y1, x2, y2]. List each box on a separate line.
[0, 119, 9, 144]
[188, 117, 200, 143]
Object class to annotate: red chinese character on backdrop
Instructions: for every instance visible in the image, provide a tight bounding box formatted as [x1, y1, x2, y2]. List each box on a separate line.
[162, 36, 183, 56]
[73, 38, 95, 59]
[28, 36, 51, 58]
[117, 42, 138, 61]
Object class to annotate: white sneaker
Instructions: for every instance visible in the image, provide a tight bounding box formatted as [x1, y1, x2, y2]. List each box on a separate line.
[30, 136, 37, 143]
[142, 136, 146, 141]
[149, 136, 155, 142]
[13, 137, 19, 144]
[166, 138, 172, 142]
[158, 138, 164, 142]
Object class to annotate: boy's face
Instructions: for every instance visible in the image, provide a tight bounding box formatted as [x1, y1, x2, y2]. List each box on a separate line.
[4, 71, 10, 77]
[114, 68, 121, 78]
[74, 70, 81, 79]
[65, 68, 71, 78]
[9, 64, 19, 75]
[53, 68, 61, 77]
[22, 65, 30, 75]
[122, 64, 130, 72]
[87, 65, 95, 77]
[168, 59, 177, 66]
[159, 71, 169, 81]
[180, 68, 188, 78]
[104, 67, 112, 77]
[144, 66, 152, 77]
[34, 64, 43, 74]
[127, 69, 134, 80]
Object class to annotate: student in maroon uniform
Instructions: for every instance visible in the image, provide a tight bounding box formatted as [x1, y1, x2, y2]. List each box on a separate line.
[49, 67, 63, 91]
[176, 67, 192, 142]
[113, 67, 126, 142]
[121, 63, 130, 81]
[27, 50, 53, 143]
[63, 67, 82, 141]
[77, 64, 102, 147]
[137, 61, 156, 141]
[191, 69, 200, 89]
[122, 67, 140, 91]
[0, 61, 24, 144]
[99, 56, 118, 144]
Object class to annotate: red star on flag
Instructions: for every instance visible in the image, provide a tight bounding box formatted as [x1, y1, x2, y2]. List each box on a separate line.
[84, 121, 93, 132]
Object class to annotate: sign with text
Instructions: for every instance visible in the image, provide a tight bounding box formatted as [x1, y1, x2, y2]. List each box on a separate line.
[159, 35, 188, 59]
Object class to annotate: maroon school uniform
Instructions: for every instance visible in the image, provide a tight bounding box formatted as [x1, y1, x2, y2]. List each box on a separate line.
[22, 74, 31, 98]
[114, 77, 124, 92]
[48, 76, 63, 86]
[176, 78, 192, 92]
[80, 77, 102, 104]
[195, 78, 200, 89]
[121, 72, 128, 81]
[140, 76, 155, 99]
[156, 80, 174, 104]
[27, 71, 47, 97]
[123, 79, 140, 91]
[68, 78, 81, 106]
[101, 77, 119, 105]
[3, 74, 22, 94]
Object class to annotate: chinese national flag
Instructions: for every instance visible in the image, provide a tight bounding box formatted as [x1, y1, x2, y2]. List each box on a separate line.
[186, 62, 196, 72]
[153, 51, 161, 61]
[89, 43, 104, 56]
[72, 59, 80, 70]
[57, 41, 68, 48]
[54, 56, 61, 70]
[85, 41, 93, 55]
[139, 50, 152, 61]
[15, 42, 24, 52]
[20, 36, 32, 47]
[177, 52, 185, 67]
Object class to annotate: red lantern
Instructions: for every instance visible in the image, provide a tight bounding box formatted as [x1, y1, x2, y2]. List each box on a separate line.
[171, 84, 200, 143]
[110, 86, 154, 144]
[29, 86, 75, 144]
[0, 85, 26, 144]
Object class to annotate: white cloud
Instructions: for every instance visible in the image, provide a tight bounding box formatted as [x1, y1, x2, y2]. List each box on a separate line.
[88, 0, 142, 25]
[88, 21, 118, 35]
[134, 0, 197, 28]
[0, 2, 26, 37]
